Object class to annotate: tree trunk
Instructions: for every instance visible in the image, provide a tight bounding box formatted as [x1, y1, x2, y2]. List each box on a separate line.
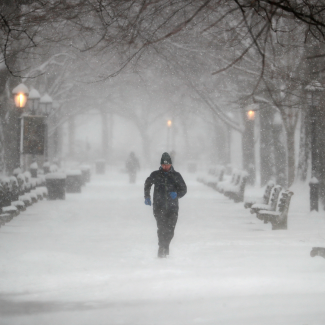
[260, 107, 274, 186]
[101, 109, 109, 160]
[297, 109, 310, 182]
[68, 115, 75, 159]
[315, 104, 325, 207]
[225, 125, 231, 165]
[140, 130, 151, 167]
[272, 124, 287, 187]
[286, 129, 295, 188]
[216, 123, 228, 165]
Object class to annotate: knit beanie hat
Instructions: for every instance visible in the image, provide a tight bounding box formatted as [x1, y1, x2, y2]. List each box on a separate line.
[160, 152, 172, 165]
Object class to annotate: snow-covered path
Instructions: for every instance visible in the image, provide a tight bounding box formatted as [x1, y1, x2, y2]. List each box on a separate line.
[1, 170, 325, 325]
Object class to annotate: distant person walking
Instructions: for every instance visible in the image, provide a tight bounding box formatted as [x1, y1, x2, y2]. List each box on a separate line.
[144, 152, 187, 258]
[126, 152, 140, 183]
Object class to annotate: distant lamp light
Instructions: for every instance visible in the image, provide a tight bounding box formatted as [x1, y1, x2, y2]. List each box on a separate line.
[246, 110, 255, 120]
[167, 120, 172, 127]
[12, 83, 29, 108]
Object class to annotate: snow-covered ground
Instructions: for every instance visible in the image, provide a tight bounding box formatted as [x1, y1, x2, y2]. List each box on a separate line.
[1, 170, 325, 325]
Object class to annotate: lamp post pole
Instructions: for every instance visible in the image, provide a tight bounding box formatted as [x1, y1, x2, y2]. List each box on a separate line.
[305, 81, 324, 212]
[167, 120, 172, 151]
[11, 83, 29, 171]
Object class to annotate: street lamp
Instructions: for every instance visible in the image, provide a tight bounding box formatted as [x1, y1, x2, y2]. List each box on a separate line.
[40, 93, 53, 117]
[305, 80, 324, 211]
[11, 83, 29, 170]
[28, 88, 41, 115]
[40, 93, 53, 161]
[12, 83, 29, 109]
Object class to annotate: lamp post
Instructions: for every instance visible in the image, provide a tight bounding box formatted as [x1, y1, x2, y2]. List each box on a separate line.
[272, 112, 286, 187]
[243, 105, 256, 185]
[40, 93, 53, 161]
[167, 120, 172, 151]
[305, 80, 324, 211]
[11, 83, 29, 170]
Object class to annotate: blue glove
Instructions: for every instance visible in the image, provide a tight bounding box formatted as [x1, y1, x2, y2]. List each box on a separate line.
[169, 192, 177, 200]
[144, 197, 151, 206]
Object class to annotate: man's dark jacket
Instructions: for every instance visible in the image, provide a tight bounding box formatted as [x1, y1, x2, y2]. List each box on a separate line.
[144, 166, 187, 213]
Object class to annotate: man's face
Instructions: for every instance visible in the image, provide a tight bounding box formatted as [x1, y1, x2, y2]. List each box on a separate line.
[161, 164, 172, 172]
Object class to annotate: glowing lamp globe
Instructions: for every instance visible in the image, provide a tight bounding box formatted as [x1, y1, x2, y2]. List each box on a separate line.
[12, 83, 29, 108]
[246, 110, 255, 120]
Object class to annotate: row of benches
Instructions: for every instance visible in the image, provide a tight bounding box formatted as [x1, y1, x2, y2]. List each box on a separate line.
[197, 167, 248, 203]
[245, 183, 325, 259]
[0, 164, 92, 229]
[197, 167, 294, 231]
[198, 167, 325, 258]
[244, 181, 294, 230]
[0, 172, 48, 228]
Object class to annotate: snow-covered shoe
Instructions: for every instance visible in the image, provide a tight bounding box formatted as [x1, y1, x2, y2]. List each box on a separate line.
[158, 247, 166, 258]
[165, 246, 169, 255]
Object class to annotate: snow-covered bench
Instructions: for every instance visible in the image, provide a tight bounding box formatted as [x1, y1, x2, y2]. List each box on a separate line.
[223, 171, 248, 203]
[11, 200, 26, 211]
[197, 165, 225, 186]
[206, 166, 225, 190]
[2, 205, 19, 218]
[0, 213, 11, 226]
[244, 181, 275, 209]
[197, 167, 215, 185]
[216, 170, 238, 193]
[250, 185, 282, 215]
[258, 190, 294, 230]
[311, 247, 325, 259]
[66, 170, 82, 193]
[19, 194, 32, 207]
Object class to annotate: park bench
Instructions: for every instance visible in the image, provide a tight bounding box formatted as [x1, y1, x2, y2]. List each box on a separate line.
[45, 172, 66, 200]
[223, 170, 248, 203]
[216, 169, 238, 193]
[0, 213, 11, 226]
[15, 173, 31, 207]
[310, 247, 325, 259]
[43, 161, 50, 174]
[244, 181, 275, 209]
[257, 190, 294, 230]
[95, 159, 106, 174]
[206, 166, 225, 190]
[80, 165, 91, 184]
[23, 172, 32, 193]
[0, 177, 19, 218]
[66, 170, 82, 193]
[8, 176, 25, 211]
[250, 185, 282, 215]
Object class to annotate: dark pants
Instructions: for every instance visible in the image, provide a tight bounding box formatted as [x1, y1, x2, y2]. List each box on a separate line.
[128, 171, 136, 183]
[154, 209, 178, 249]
